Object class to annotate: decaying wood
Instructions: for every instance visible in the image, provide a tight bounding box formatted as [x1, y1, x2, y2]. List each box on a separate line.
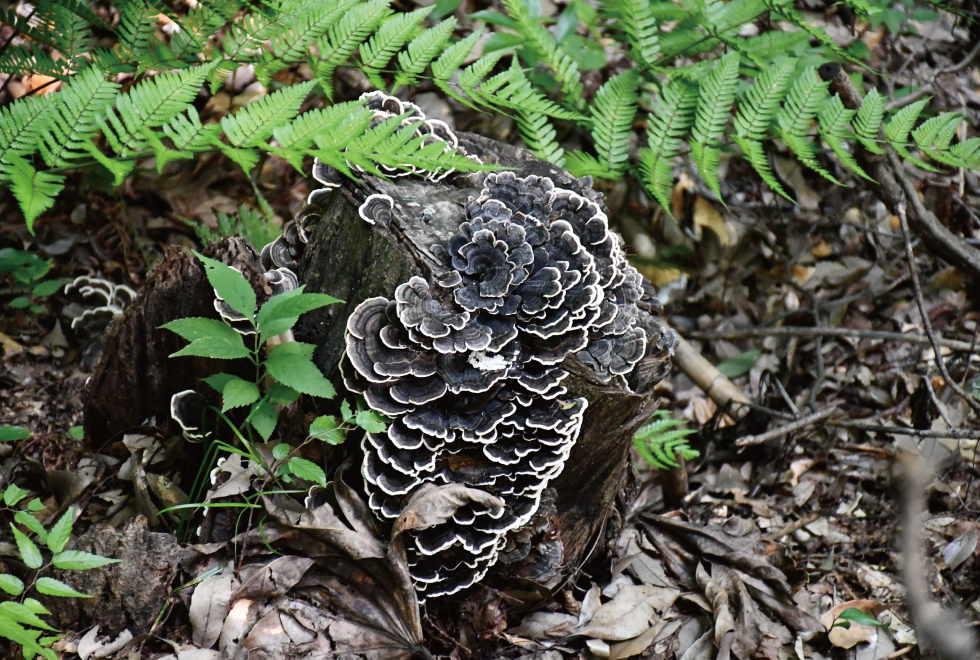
[83, 237, 269, 445]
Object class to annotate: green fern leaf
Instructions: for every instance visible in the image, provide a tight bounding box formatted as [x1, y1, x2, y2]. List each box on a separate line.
[0, 95, 53, 178]
[457, 50, 509, 93]
[885, 97, 931, 168]
[51, 2, 92, 63]
[271, 101, 373, 169]
[690, 51, 739, 199]
[853, 88, 884, 154]
[39, 67, 120, 168]
[163, 106, 222, 152]
[221, 80, 316, 148]
[0, 44, 68, 80]
[358, 6, 433, 89]
[501, 0, 584, 107]
[884, 97, 929, 145]
[950, 138, 980, 168]
[101, 63, 216, 157]
[591, 69, 639, 176]
[1, 8, 63, 50]
[564, 151, 614, 178]
[313, 0, 391, 97]
[818, 94, 873, 181]
[474, 59, 587, 121]
[393, 17, 457, 90]
[516, 110, 565, 166]
[118, 0, 157, 62]
[7, 155, 64, 232]
[432, 31, 482, 82]
[633, 410, 698, 469]
[912, 112, 961, 151]
[775, 66, 838, 183]
[601, 0, 661, 67]
[223, 12, 282, 61]
[270, 0, 359, 64]
[733, 58, 796, 142]
[732, 135, 791, 200]
[170, 0, 240, 60]
[639, 79, 697, 215]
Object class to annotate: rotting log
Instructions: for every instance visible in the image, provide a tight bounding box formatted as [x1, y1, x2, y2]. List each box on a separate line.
[83, 131, 673, 588]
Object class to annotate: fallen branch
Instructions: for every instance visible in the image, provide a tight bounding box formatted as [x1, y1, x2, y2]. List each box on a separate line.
[672, 335, 752, 419]
[830, 420, 980, 441]
[688, 326, 980, 353]
[897, 453, 978, 660]
[735, 408, 841, 447]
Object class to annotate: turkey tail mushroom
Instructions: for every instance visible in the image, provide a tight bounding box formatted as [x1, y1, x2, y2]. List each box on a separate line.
[343, 171, 654, 601]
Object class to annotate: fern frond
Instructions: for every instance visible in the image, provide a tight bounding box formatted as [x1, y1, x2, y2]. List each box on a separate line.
[564, 151, 614, 178]
[762, 0, 849, 61]
[501, 0, 584, 107]
[639, 79, 697, 214]
[474, 59, 587, 121]
[775, 66, 838, 183]
[0, 44, 68, 79]
[0, 95, 53, 178]
[394, 17, 457, 90]
[732, 135, 791, 199]
[312, 0, 391, 97]
[691, 51, 739, 199]
[222, 12, 281, 60]
[950, 138, 980, 169]
[516, 110, 565, 166]
[271, 101, 373, 169]
[591, 69, 639, 176]
[7, 155, 64, 231]
[913, 113, 965, 169]
[50, 0, 113, 32]
[885, 97, 931, 167]
[101, 64, 215, 157]
[818, 94, 872, 181]
[50, 2, 92, 63]
[853, 87, 884, 154]
[733, 58, 796, 142]
[39, 67, 120, 168]
[633, 410, 698, 469]
[163, 105, 223, 152]
[432, 31, 483, 82]
[222, 80, 316, 148]
[884, 97, 929, 146]
[1, 7, 62, 50]
[270, 0, 359, 63]
[601, 0, 661, 67]
[358, 6, 433, 89]
[118, 0, 157, 62]
[169, 0, 240, 60]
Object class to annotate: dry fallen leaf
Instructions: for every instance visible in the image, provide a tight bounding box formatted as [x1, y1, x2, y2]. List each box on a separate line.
[693, 197, 730, 246]
[819, 599, 884, 649]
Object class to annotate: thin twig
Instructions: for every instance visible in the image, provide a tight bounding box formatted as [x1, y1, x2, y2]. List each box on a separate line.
[939, 37, 980, 74]
[829, 420, 980, 440]
[884, 85, 934, 112]
[891, 169, 980, 418]
[736, 408, 841, 447]
[688, 327, 980, 353]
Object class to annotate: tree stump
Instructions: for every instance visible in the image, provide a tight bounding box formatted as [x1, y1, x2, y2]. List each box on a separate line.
[84, 130, 673, 590]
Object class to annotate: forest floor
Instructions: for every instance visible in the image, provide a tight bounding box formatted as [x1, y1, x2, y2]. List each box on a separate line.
[3, 10, 980, 660]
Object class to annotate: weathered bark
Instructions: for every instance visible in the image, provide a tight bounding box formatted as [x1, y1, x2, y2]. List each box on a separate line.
[83, 237, 269, 446]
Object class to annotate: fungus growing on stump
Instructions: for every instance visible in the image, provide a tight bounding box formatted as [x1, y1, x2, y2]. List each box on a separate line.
[341, 167, 656, 601]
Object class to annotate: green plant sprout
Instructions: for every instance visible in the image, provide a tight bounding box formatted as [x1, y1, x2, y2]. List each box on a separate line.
[0, 248, 65, 317]
[0, 427, 120, 660]
[633, 409, 699, 469]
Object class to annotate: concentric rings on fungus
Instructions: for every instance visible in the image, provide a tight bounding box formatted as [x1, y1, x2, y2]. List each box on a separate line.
[342, 164, 651, 602]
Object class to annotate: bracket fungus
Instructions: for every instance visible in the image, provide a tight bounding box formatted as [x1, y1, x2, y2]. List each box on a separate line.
[338, 154, 658, 599]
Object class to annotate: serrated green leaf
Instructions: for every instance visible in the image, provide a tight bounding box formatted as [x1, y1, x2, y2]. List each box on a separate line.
[0, 574, 24, 596]
[192, 251, 257, 323]
[45, 510, 73, 553]
[13, 512, 47, 544]
[287, 457, 326, 487]
[36, 577, 90, 598]
[272, 443, 291, 460]
[355, 409, 387, 433]
[309, 415, 345, 445]
[51, 550, 121, 570]
[220, 378, 260, 412]
[3, 484, 30, 507]
[264, 342, 335, 399]
[11, 525, 42, 569]
[247, 397, 279, 441]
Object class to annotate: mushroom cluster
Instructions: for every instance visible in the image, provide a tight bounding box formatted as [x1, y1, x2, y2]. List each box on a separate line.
[341, 171, 651, 601]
